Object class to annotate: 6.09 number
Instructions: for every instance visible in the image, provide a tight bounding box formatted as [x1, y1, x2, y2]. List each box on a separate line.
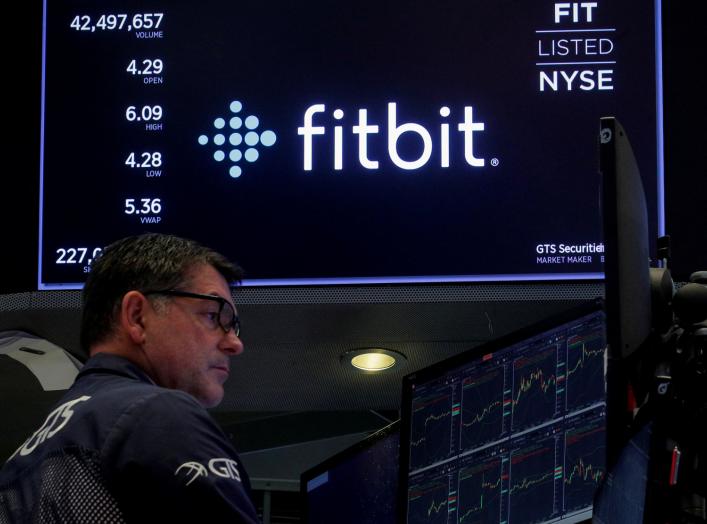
[125, 105, 162, 122]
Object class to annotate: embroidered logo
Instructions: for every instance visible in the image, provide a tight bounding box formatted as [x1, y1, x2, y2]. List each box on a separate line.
[208, 458, 242, 481]
[175, 458, 243, 485]
[10, 396, 91, 460]
[175, 461, 208, 486]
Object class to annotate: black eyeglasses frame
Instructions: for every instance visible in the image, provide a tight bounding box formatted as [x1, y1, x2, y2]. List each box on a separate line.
[143, 289, 240, 336]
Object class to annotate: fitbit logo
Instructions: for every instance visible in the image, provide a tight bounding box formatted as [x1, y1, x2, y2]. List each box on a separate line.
[298, 103, 488, 171]
[199, 100, 494, 178]
[197, 100, 277, 179]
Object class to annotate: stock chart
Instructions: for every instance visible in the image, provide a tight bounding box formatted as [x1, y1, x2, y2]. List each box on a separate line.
[404, 308, 608, 524]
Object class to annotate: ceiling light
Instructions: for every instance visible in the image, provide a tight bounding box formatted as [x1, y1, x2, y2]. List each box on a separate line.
[342, 348, 407, 373]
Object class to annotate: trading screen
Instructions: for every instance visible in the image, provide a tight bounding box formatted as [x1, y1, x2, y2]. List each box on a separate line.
[403, 307, 606, 524]
[38, 0, 660, 288]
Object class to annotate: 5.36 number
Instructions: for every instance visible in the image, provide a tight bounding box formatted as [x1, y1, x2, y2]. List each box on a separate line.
[124, 198, 162, 215]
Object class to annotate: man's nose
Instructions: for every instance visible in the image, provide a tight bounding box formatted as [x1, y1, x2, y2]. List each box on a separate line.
[220, 330, 244, 356]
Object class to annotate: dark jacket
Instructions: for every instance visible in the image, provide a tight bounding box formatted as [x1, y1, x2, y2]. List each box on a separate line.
[0, 353, 259, 523]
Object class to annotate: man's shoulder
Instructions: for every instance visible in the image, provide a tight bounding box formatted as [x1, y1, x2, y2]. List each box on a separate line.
[77, 363, 222, 446]
[114, 385, 211, 427]
[78, 373, 210, 437]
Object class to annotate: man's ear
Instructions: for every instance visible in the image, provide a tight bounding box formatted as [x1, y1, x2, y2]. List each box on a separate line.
[120, 291, 149, 345]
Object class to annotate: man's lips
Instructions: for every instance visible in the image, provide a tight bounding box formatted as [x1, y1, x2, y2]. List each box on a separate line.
[212, 364, 230, 374]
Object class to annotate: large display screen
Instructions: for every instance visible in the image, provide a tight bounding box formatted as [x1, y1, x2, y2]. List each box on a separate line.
[38, 0, 662, 289]
[399, 302, 607, 523]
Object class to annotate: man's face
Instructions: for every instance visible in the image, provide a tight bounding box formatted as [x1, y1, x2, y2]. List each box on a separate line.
[142, 263, 243, 407]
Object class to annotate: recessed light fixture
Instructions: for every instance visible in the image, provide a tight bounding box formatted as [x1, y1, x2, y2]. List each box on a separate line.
[341, 348, 407, 373]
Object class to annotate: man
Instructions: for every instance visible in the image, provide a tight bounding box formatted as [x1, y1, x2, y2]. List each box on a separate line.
[0, 234, 260, 522]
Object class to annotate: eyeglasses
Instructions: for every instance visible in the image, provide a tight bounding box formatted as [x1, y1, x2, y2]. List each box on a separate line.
[143, 290, 240, 337]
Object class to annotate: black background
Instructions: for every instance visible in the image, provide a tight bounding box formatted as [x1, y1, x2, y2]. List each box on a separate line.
[3, 1, 705, 292]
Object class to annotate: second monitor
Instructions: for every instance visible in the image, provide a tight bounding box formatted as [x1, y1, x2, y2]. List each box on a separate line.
[399, 300, 607, 524]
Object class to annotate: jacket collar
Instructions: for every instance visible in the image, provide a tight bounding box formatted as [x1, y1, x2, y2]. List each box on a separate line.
[77, 352, 156, 385]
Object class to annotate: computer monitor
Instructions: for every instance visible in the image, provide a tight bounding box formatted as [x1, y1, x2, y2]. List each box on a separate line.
[301, 420, 400, 524]
[399, 300, 607, 524]
[599, 116, 653, 365]
[598, 116, 654, 467]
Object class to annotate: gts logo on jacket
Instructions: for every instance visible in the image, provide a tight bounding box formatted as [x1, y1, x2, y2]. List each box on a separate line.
[9, 396, 90, 460]
[175, 458, 243, 486]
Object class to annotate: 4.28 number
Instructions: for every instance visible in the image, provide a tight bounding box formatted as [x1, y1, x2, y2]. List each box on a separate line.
[125, 152, 162, 168]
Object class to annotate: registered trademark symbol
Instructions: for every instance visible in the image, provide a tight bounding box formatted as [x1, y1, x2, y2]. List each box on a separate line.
[490, 158, 499, 167]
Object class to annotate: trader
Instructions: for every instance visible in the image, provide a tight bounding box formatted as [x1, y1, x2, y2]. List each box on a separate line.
[0, 233, 259, 522]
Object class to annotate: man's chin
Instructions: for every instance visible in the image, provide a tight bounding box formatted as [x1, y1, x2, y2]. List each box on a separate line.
[196, 385, 224, 409]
